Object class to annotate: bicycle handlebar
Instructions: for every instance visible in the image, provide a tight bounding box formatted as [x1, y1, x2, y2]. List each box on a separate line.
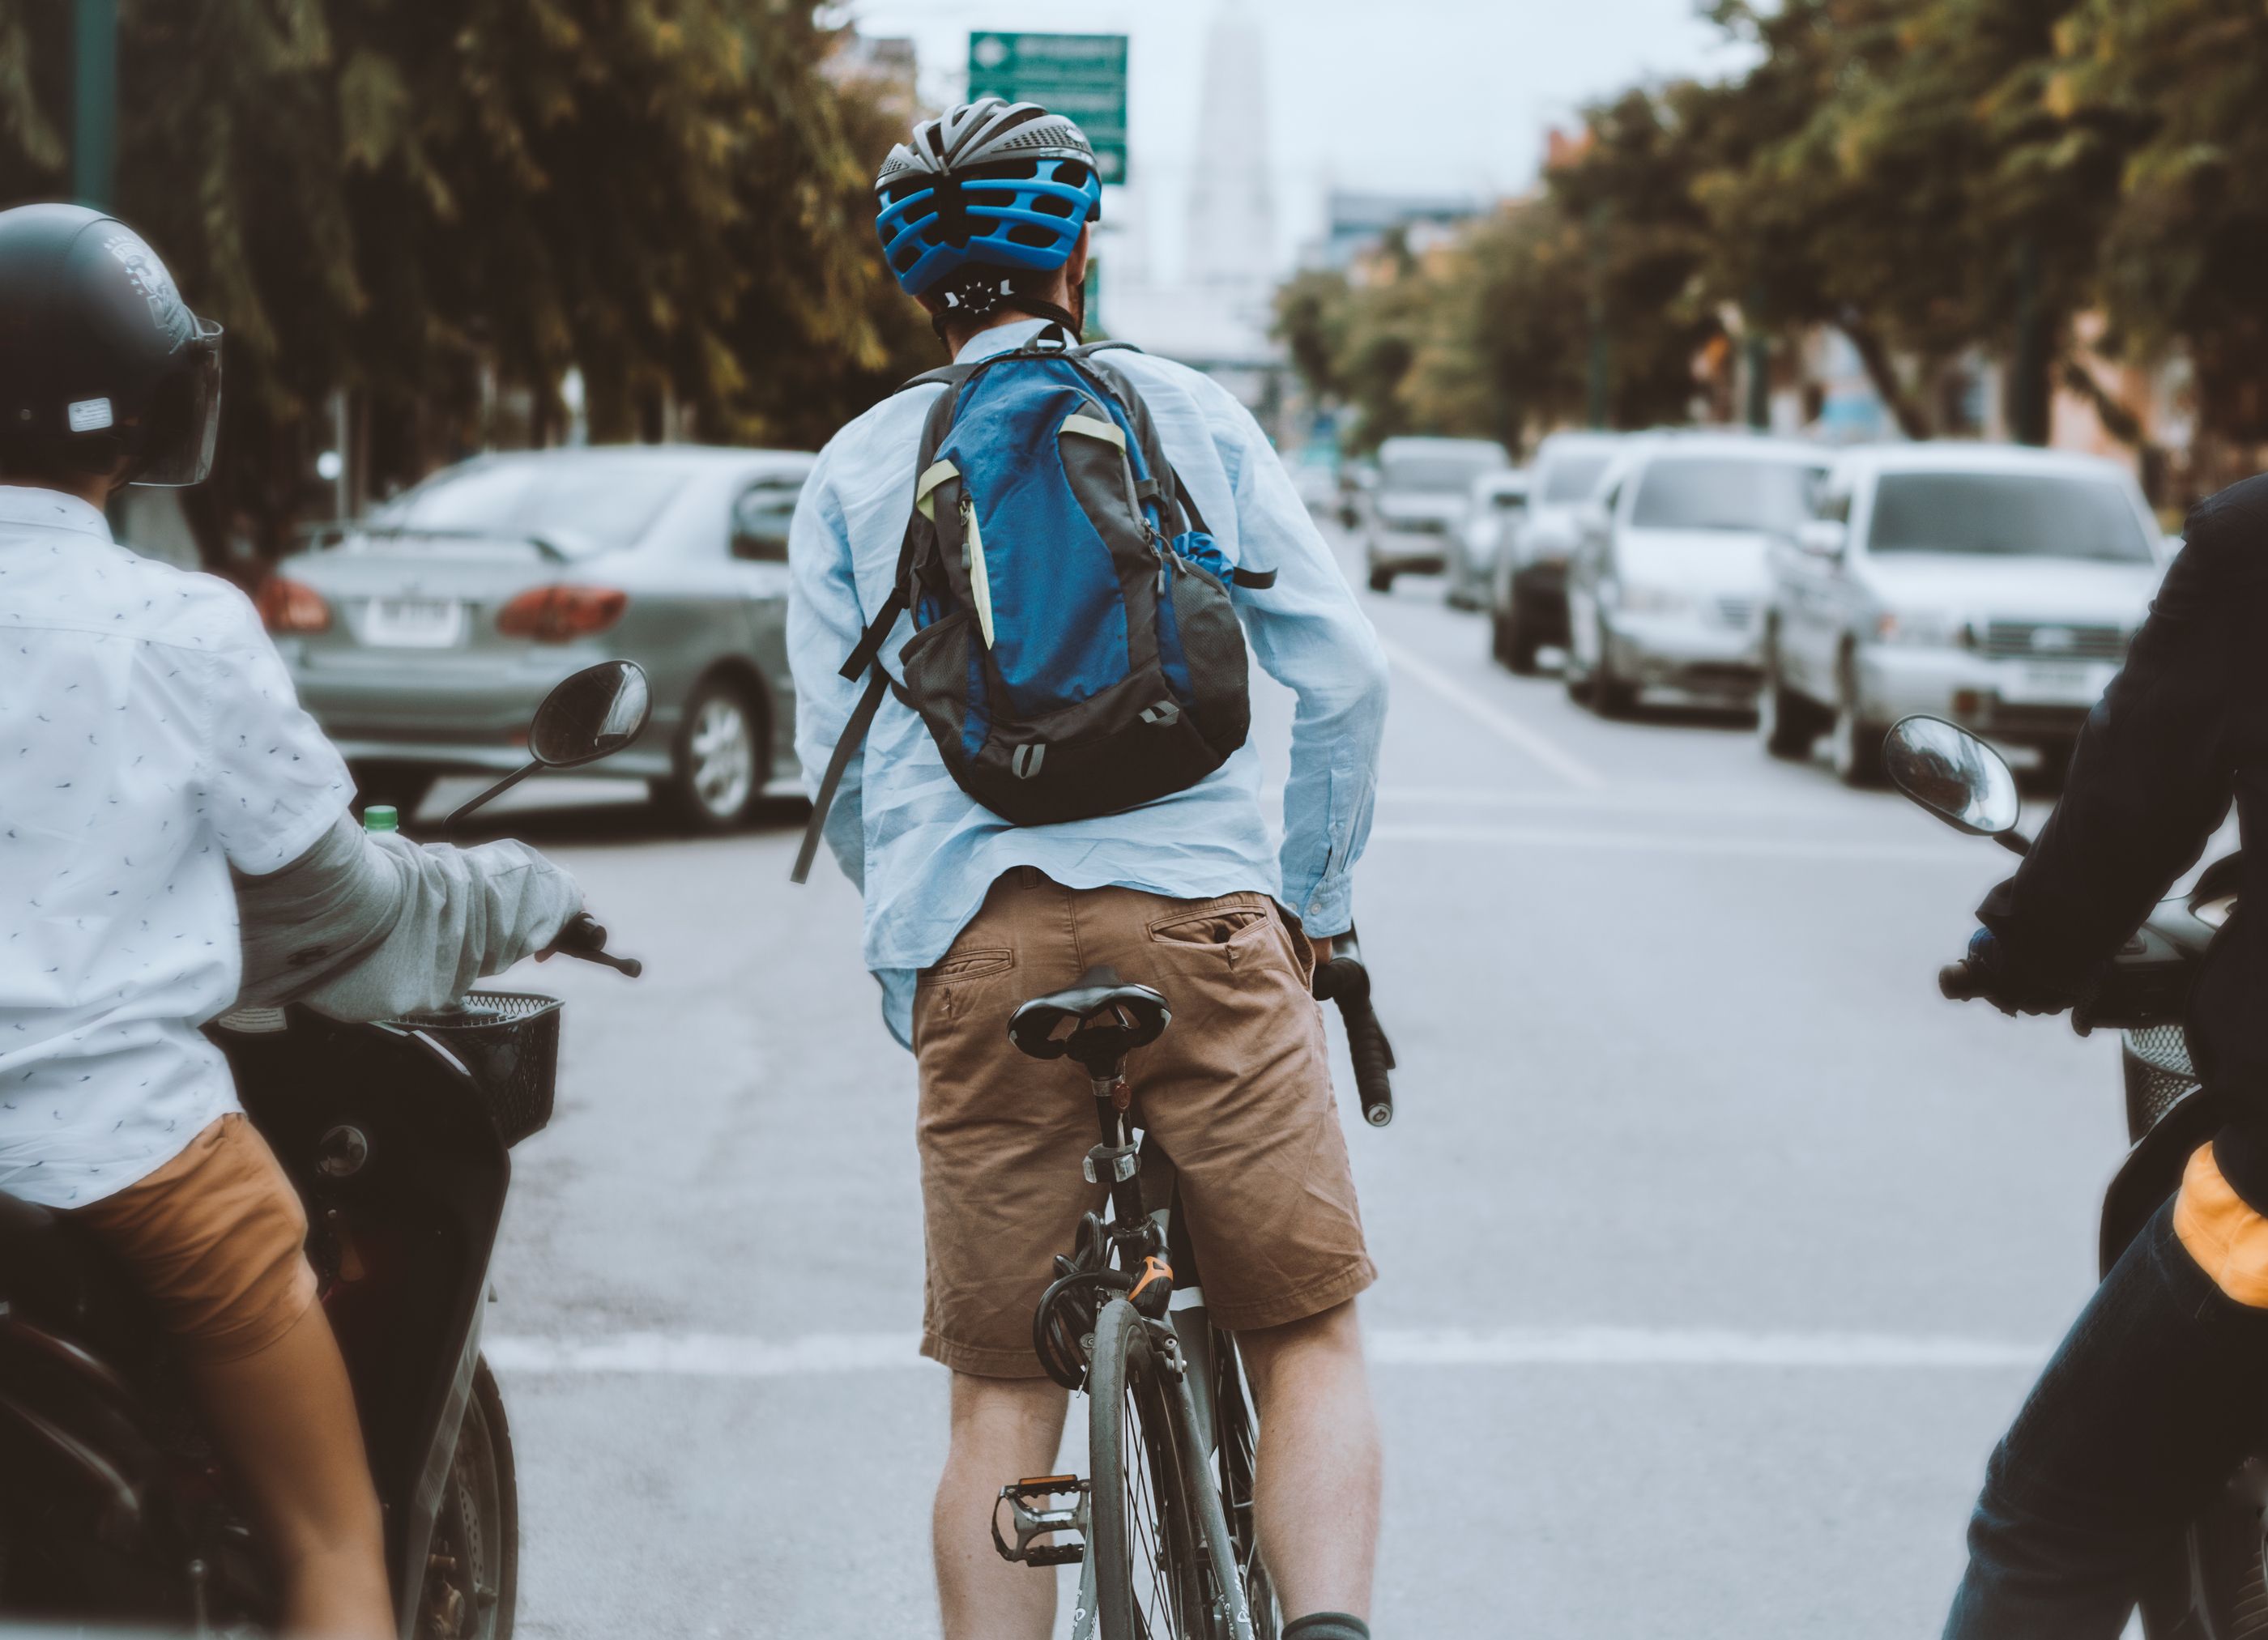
[1313, 933, 1396, 1127]
[553, 912, 642, 978]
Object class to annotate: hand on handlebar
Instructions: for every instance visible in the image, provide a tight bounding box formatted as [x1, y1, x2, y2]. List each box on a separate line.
[1942, 928, 2079, 1020]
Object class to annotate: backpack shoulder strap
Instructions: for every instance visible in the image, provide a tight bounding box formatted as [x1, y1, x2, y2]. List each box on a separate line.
[791, 376, 966, 885]
[1072, 352, 1277, 590]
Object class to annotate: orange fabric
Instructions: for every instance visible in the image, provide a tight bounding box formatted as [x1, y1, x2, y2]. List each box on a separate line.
[2174, 1141, 2268, 1309]
[66, 1113, 318, 1362]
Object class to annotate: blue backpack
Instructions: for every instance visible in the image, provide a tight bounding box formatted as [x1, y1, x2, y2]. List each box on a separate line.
[793, 326, 1273, 882]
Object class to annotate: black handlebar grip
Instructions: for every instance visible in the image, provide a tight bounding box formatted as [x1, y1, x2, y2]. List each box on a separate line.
[555, 912, 643, 978]
[1938, 962, 1984, 1002]
[1339, 993, 1396, 1127]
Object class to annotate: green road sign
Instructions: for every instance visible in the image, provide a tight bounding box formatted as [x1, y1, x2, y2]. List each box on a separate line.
[967, 32, 1128, 184]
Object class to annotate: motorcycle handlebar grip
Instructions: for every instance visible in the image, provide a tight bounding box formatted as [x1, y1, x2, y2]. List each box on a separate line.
[1938, 962, 1985, 1002]
[555, 912, 643, 978]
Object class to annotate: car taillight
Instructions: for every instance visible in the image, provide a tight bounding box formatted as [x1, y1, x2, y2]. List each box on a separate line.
[496, 586, 628, 642]
[257, 577, 331, 634]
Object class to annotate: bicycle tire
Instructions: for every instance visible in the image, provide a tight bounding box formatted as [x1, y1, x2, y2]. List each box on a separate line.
[1089, 1299, 1256, 1640]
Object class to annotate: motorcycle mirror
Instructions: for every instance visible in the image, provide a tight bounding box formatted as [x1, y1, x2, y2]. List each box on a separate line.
[528, 660, 652, 769]
[1883, 714, 2022, 838]
[443, 662, 653, 829]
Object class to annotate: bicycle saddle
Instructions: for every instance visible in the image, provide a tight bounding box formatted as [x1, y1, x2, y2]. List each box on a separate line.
[1008, 969, 1171, 1079]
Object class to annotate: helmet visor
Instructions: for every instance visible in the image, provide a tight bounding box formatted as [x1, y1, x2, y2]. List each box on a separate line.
[130, 320, 223, 487]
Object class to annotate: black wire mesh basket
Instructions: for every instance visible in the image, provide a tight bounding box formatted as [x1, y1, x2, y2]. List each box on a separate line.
[390, 992, 562, 1146]
[2121, 1022, 2198, 1144]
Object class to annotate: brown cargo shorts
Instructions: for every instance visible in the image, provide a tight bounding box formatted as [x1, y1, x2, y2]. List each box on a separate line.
[68, 1113, 318, 1364]
[912, 868, 1376, 1377]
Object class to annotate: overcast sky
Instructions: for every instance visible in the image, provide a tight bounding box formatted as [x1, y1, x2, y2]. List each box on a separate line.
[838, 0, 1750, 279]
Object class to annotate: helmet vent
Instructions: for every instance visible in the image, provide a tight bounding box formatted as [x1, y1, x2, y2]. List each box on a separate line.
[1006, 224, 1058, 249]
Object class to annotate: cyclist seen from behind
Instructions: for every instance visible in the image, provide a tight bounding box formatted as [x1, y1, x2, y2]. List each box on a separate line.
[0, 203, 582, 1638]
[789, 100, 1389, 1640]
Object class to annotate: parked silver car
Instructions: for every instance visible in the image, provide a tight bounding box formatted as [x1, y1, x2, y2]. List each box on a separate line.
[1358, 436, 1510, 592]
[1445, 469, 1528, 611]
[1564, 433, 1829, 716]
[262, 445, 811, 830]
[1488, 430, 1621, 672]
[1759, 442, 2167, 785]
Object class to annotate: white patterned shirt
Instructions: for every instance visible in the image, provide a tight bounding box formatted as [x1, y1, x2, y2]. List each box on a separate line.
[0, 487, 351, 1208]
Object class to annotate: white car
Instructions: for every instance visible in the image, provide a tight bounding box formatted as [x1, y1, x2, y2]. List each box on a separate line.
[1759, 443, 2168, 785]
[1563, 433, 1831, 715]
[1358, 436, 1511, 592]
[1445, 469, 1528, 611]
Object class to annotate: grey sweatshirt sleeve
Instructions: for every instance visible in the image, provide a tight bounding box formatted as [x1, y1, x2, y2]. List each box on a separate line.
[233, 815, 582, 1020]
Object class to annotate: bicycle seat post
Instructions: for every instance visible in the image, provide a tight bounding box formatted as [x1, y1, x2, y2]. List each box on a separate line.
[1007, 969, 1170, 1230]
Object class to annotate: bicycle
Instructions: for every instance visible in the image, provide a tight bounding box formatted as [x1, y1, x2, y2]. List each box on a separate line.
[989, 934, 1396, 1640]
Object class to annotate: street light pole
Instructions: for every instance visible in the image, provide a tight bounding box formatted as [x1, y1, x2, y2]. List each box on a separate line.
[73, 0, 117, 211]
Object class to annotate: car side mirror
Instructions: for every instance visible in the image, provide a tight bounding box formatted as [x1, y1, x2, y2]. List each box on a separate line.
[1797, 518, 1848, 560]
[731, 484, 797, 563]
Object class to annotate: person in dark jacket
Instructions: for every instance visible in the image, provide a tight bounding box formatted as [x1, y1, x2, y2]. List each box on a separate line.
[1941, 471, 2268, 1638]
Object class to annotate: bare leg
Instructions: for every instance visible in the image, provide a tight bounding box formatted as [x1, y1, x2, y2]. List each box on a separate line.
[1237, 1299, 1383, 1620]
[190, 1304, 394, 1640]
[935, 1372, 1070, 1640]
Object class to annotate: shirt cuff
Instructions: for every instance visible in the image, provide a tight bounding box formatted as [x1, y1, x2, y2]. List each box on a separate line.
[1290, 872, 1354, 939]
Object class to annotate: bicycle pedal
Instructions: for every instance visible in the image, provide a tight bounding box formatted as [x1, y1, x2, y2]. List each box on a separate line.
[991, 1475, 1089, 1568]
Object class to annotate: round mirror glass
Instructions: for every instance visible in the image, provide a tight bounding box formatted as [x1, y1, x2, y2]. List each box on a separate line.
[529, 661, 651, 768]
[1883, 714, 2020, 837]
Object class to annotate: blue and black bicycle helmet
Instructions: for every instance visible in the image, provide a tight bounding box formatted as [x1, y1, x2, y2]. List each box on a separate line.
[874, 99, 1102, 313]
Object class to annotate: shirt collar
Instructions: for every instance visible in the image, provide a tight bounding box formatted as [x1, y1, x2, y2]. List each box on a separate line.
[0, 485, 113, 543]
[953, 318, 1055, 366]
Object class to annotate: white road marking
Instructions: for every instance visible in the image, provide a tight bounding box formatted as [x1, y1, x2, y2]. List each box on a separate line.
[1370, 822, 1967, 865]
[1378, 636, 1606, 790]
[484, 1326, 2043, 1379]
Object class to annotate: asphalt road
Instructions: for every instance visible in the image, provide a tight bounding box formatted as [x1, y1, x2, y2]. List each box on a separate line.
[459, 527, 2136, 1638]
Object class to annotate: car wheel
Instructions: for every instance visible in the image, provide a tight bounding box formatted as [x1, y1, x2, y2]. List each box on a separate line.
[1591, 619, 1637, 718]
[347, 762, 437, 824]
[1831, 654, 1888, 787]
[1506, 607, 1541, 676]
[1758, 641, 1826, 760]
[660, 678, 765, 833]
[1490, 607, 1514, 665]
[1367, 564, 1395, 594]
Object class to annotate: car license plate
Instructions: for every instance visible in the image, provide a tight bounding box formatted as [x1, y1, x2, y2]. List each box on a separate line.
[361, 598, 464, 649]
[2002, 660, 2100, 705]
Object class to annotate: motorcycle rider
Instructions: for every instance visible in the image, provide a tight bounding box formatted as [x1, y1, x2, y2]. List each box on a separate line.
[790, 100, 1389, 1640]
[0, 203, 582, 1638]
[1940, 471, 2268, 1638]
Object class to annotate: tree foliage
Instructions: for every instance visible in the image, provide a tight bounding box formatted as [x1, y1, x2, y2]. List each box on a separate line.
[1278, 0, 2268, 467]
[0, 1, 931, 555]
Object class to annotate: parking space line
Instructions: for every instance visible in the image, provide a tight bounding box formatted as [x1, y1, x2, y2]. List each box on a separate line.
[1370, 822, 1965, 865]
[1377, 635, 1605, 790]
[485, 1326, 2042, 1378]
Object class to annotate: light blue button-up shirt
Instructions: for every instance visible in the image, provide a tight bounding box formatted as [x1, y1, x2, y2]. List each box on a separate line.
[788, 319, 1388, 1047]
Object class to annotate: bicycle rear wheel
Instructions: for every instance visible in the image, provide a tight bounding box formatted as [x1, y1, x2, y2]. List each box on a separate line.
[1207, 1328, 1278, 1640]
[1089, 1299, 1253, 1640]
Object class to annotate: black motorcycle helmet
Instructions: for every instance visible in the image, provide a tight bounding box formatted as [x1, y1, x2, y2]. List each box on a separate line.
[0, 202, 222, 488]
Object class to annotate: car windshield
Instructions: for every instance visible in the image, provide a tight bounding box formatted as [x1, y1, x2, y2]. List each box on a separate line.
[1867, 471, 2154, 563]
[1490, 490, 1528, 511]
[1631, 456, 1822, 533]
[369, 460, 692, 558]
[1383, 451, 1503, 493]
[1538, 453, 1611, 503]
